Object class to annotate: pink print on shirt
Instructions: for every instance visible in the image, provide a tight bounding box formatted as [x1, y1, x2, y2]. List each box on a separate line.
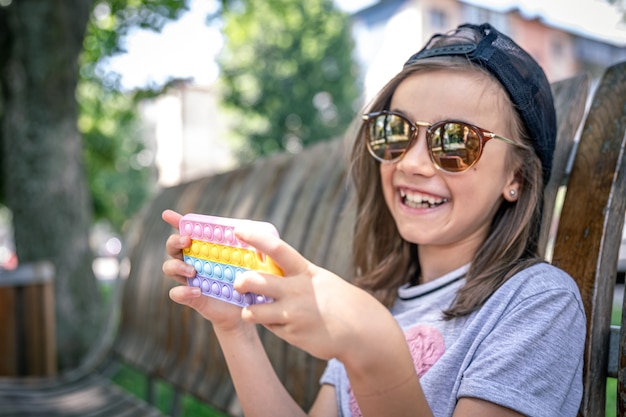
[348, 325, 445, 416]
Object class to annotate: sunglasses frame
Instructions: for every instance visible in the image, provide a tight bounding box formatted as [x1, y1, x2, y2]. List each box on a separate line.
[362, 110, 520, 173]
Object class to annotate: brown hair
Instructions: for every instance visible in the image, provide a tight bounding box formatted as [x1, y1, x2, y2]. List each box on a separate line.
[349, 57, 544, 318]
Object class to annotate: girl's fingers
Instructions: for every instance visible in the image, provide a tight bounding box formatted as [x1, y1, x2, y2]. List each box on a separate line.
[163, 258, 196, 285]
[235, 227, 310, 276]
[169, 284, 202, 305]
[235, 270, 285, 301]
[165, 233, 192, 258]
[162, 209, 183, 229]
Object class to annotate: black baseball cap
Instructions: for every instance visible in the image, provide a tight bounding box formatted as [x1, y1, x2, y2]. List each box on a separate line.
[404, 23, 556, 185]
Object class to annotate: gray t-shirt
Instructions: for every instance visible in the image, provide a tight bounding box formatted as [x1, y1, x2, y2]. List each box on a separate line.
[320, 263, 585, 417]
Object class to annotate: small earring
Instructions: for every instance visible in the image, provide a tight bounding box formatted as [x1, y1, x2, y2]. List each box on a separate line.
[509, 189, 517, 198]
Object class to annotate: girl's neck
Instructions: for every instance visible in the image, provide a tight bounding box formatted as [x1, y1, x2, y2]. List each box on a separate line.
[417, 243, 477, 284]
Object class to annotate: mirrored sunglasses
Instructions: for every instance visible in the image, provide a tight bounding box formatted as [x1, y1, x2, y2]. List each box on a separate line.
[362, 111, 519, 173]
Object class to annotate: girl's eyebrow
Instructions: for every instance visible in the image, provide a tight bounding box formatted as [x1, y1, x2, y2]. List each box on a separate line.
[388, 108, 474, 126]
[388, 108, 424, 123]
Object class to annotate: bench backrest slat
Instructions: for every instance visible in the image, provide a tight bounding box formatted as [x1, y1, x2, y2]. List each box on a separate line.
[550, 61, 626, 417]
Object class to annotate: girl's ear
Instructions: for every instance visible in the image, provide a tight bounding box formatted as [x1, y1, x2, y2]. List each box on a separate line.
[502, 171, 521, 202]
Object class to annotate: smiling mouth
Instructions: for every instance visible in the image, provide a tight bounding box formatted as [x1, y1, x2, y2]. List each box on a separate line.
[400, 189, 449, 209]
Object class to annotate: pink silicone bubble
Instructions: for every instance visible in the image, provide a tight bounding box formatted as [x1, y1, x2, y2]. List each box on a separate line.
[184, 222, 192, 235]
[213, 226, 223, 242]
[204, 225, 213, 240]
[193, 224, 202, 237]
[224, 228, 234, 244]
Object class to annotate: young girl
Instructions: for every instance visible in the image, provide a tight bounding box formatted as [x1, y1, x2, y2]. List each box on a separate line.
[162, 23, 585, 417]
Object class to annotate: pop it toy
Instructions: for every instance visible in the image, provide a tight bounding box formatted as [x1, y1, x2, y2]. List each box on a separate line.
[179, 213, 283, 307]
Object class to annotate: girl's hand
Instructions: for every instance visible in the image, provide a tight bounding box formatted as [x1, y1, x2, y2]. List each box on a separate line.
[234, 226, 399, 366]
[161, 209, 246, 333]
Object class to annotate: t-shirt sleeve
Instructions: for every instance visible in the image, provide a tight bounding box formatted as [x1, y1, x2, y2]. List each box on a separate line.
[320, 358, 343, 386]
[458, 286, 585, 416]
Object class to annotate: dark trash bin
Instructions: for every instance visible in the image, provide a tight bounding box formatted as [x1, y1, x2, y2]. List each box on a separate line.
[0, 261, 57, 377]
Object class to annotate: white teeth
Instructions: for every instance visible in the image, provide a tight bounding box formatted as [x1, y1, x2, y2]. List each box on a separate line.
[400, 189, 448, 208]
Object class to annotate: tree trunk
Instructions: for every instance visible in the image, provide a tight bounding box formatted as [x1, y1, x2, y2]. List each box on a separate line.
[0, 0, 103, 370]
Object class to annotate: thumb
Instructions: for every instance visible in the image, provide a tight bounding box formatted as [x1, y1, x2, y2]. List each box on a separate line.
[169, 285, 203, 307]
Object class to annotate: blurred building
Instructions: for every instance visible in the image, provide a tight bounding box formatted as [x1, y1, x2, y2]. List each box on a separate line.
[141, 83, 238, 187]
[351, 0, 626, 101]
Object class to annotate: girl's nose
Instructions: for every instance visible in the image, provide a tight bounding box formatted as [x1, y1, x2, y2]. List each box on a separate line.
[396, 130, 437, 176]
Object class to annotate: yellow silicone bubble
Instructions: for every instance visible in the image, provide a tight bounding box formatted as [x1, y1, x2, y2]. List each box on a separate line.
[191, 241, 200, 256]
[210, 244, 220, 259]
[221, 247, 231, 263]
[201, 242, 210, 257]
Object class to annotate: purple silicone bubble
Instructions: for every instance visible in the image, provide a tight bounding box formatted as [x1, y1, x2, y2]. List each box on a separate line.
[211, 281, 220, 296]
[244, 293, 254, 305]
[222, 285, 232, 299]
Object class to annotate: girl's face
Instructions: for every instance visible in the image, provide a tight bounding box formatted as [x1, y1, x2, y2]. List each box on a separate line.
[380, 69, 520, 257]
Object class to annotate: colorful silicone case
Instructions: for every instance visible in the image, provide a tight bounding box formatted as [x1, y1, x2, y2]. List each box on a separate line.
[179, 213, 283, 307]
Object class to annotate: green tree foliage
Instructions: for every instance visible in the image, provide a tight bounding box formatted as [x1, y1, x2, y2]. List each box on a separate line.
[218, 0, 360, 160]
[77, 80, 154, 231]
[79, 0, 189, 232]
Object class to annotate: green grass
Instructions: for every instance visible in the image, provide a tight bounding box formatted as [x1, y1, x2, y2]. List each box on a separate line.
[111, 364, 229, 417]
[606, 298, 623, 417]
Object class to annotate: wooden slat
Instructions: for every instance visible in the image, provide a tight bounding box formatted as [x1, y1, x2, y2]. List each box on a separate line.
[550, 61, 626, 417]
[539, 72, 590, 257]
[0, 262, 57, 377]
[0, 287, 17, 376]
[22, 283, 57, 376]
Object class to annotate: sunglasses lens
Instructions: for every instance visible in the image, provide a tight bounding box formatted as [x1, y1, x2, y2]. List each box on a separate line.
[366, 114, 413, 161]
[430, 122, 481, 172]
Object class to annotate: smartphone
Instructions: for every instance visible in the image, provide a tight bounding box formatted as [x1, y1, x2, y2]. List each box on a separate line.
[179, 213, 283, 307]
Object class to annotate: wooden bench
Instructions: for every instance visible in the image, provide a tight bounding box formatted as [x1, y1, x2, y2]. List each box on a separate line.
[0, 61, 624, 416]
